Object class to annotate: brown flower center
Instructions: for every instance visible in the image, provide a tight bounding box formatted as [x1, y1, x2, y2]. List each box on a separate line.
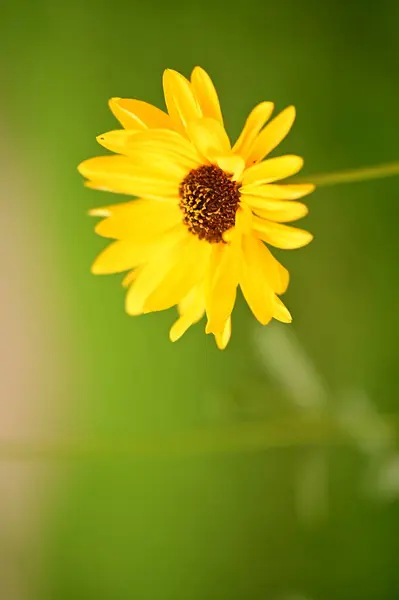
[179, 165, 241, 244]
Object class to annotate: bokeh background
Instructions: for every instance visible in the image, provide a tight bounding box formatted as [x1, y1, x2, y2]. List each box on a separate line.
[1, 0, 399, 598]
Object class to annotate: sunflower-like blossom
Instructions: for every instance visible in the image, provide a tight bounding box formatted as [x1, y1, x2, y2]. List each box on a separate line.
[78, 67, 314, 348]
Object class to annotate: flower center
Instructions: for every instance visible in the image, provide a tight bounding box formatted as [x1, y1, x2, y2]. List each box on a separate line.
[179, 165, 241, 244]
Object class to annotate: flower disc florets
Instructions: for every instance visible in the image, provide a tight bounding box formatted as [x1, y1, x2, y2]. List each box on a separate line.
[179, 164, 241, 243]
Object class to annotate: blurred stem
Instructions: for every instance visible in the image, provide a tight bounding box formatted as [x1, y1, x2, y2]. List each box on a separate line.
[304, 160, 399, 187]
[0, 414, 397, 461]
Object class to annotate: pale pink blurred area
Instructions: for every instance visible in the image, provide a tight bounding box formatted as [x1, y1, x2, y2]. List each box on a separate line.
[0, 121, 73, 600]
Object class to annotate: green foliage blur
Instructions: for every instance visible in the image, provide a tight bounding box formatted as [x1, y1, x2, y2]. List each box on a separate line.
[1, 0, 399, 598]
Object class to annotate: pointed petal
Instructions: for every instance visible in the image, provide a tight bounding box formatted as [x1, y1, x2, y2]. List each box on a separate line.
[89, 206, 114, 217]
[246, 106, 296, 164]
[85, 181, 118, 194]
[248, 239, 290, 295]
[216, 155, 245, 181]
[187, 118, 231, 162]
[243, 155, 304, 185]
[273, 296, 292, 323]
[244, 197, 309, 222]
[125, 129, 202, 168]
[125, 229, 188, 315]
[253, 218, 314, 249]
[163, 69, 202, 134]
[240, 234, 274, 325]
[122, 269, 139, 288]
[109, 98, 172, 130]
[96, 130, 134, 154]
[205, 241, 239, 334]
[240, 182, 315, 200]
[170, 314, 197, 342]
[92, 240, 155, 274]
[214, 317, 232, 350]
[144, 237, 211, 312]
[78, 155, 182, 199]
[88, 149, 187, 180]
[170, 286, 205, 342]
[232, 102, 274, 160]
[97, 128, 202, 169]
[94, 199, 182, 240]
[190, 67, 223, 123]
[274, 259, 290, 295]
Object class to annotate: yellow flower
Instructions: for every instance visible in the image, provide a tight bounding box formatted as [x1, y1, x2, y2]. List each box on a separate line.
[78, 67, 314, 349]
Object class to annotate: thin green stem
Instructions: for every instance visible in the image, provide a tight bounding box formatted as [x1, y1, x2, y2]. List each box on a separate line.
[303, 160, 399, 187]
[0, 413, 398, 461]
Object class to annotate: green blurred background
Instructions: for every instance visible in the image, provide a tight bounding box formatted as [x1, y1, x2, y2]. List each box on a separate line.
[1, 0, 399, 598]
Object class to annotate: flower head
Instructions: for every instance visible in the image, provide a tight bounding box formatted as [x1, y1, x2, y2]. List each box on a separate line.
[78, 67, 314, 349]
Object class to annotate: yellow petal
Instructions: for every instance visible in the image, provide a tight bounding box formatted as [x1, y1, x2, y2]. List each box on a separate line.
[275, 260, 290, 294]
[94, 199, 182, 240]
[78, 155, 181, 199]
[170, 314, 197, 342]
[89, 206, 114, 217]
[216, 155, 245, 181]
[246, 106, 296, 164]
[177, 284, 204, 316]
[97, 128, 202, 170]
[244, 198, 309, 222]
[85, 181, 118, 194]
[109, 98, 172, 130]
[96, 130, 132, 154]
[92, 240, 155, 274]
[163, 69, 202, 134]
[205, 241, 239, 334]
[222, 204, 252, 245]
[90, 199, 153, 218]
[125, 230, 187, 315]
[122, 269, 139, 288]
[214, 317, 232, 350]
[187, 118, 231, 162]
[235, 203, 253, 235]
[248, 239, 290, 295]
[240, 234, 274, 325]
[237, 235, 289, 294]
[90, 198, 173, 219]
[232, 102, 274, 160]
[243, 155, 304, 185]
[127, 129, 202, 167]
[170, 286, 205, 342]
[253, 218, 314, 249]
[144, 237, 211, 312]
[98, 147, 187, 180]
[240, 182, 315, 200]
[190, 67, 223, 123]
[273, 296, 292, 323]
